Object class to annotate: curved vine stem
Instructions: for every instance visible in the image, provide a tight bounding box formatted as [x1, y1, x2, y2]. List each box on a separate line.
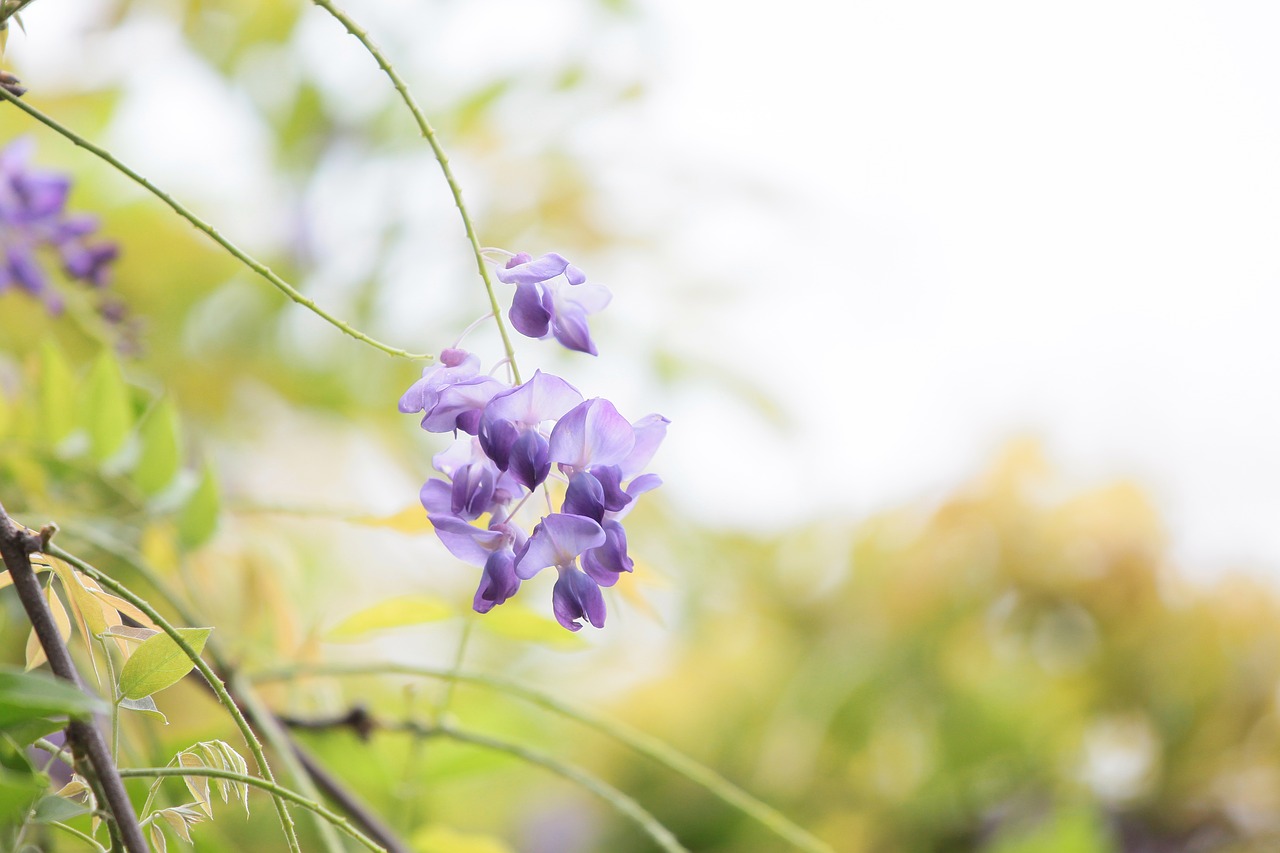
[44, 544, 304, 853]
[0, 86, 429, 361]
[250, 662, 835, 853]
[118, 766, 385, 852]
[435, 725, 685, 853]
[307, 0, 523, 384]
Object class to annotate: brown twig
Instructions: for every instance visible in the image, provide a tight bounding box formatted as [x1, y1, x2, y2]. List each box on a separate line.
[0, 503, 147, 853]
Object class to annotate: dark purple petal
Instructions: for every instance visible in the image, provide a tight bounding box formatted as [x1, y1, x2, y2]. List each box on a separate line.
[509, 281, 552, 339]
[562, 471, 605, 523]
[478, 416, 519, 470]
[509, 429, 551, 490]
[515, 513, 606, 580]
[451, 462, 496, 520]
[586, 465, 632, 514]
[552, 566, 606, 631]
[474, 549, 521, 613]
[581, 520, 633, 586]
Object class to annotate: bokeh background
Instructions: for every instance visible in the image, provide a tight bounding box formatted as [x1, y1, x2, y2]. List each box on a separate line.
[3, 0, 1280, 850]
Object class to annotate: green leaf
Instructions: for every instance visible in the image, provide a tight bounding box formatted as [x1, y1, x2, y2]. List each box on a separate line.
[32, 793, 90, 823]
[328, 595, 454, 641]
[0, 667, 105, 728]
[37, 340, 76, 446]
[0, 718, 64, 748]
[177, 465, 219, 549]
[134, 399, 182, 496]
[119, 695, 168, 724]
[83, 350, 132, 461]
[477, 606, 587, 650]
[117, 628, 211, 700]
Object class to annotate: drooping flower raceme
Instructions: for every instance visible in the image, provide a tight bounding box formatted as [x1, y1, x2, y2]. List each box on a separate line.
[0, 138, 120, 316]
[402, 335, 668, 631]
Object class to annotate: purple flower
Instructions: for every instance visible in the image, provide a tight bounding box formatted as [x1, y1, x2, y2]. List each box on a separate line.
[552, 566, 607, 631]
[419, 437, 521, 520]
[428, 513, 529, 615]
[514, 513, 606, 580]
[478, 371, 582, 479]
[0, 138, 121, 314]
[400, 348, 506, 435]
[489, 250, 611, 355]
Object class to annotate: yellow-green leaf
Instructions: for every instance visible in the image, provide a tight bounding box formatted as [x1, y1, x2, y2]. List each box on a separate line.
[117, 628, 211, 700]
[134, 400, 182, 495]
[83, 350, 131, 461]
[37, 340, 76, 446]
[177, 465, 219, 549]
[348, 505, 432, 534]
[328, 596, 453, 641]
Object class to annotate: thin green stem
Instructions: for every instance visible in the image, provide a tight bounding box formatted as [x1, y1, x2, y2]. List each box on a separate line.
[47, 820, 109, 852]
[307, 0, 522, 383]
[0, 86, 429, 361]
[250, 661, 834, 853]
[433, 616, 473, 721]
[46, 545, 304, 853]
[231, 673, 348, 853]
[432, 725, 685, 853]
[118, 766, 386, 853]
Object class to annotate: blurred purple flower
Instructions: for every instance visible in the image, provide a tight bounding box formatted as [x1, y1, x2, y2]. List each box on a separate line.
[0, 138, 120, 314]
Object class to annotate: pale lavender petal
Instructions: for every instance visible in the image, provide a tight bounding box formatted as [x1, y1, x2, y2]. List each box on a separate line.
[562, 282, 611, 313]
[432, 437, 480, 478]
[565, 264, 587, 285]
[483, 371, 583, 428]
[549, 398, 636, 470]
[419, 478, 453, 514]
[514, 513, 605, 580]
[430, 515, 504, 566]
[422, 376, 506, 434]
[619, 414, 670, 478]
[552, 566, 606, 631]
[495, 252, 573, 285]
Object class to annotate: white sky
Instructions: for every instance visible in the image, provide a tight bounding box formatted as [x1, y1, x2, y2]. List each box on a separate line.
[631, 0, 1280, 577]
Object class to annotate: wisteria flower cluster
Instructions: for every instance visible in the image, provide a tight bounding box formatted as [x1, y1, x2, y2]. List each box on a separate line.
[0, 137, 120, 315]
[401, 253, 667, 630]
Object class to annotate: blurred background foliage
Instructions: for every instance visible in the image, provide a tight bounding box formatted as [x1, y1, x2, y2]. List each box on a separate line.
[3, 0, 1280, 852]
